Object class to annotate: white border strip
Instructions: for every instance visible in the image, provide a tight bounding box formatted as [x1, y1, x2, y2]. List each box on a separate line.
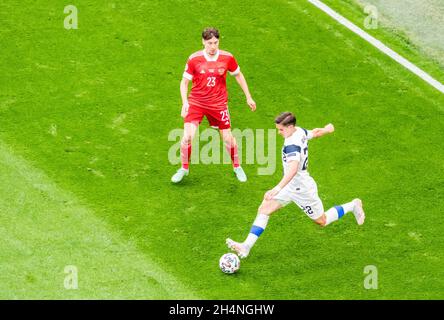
[308, 0, 444, 94]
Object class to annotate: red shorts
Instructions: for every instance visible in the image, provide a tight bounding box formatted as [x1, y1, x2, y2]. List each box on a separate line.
[184, 105, 231, 129]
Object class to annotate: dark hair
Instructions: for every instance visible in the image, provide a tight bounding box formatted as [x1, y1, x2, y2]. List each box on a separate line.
[275, 112, 296, 126]
[202, 27, 220, 40]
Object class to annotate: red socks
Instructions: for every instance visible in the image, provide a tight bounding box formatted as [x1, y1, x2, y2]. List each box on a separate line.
[227, 144, 240, 168]
[181, 143, 191, 170]
[181, 143, 239, 169]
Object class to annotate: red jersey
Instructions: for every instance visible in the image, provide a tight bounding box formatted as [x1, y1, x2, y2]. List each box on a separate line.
[183, 50, 240, 110]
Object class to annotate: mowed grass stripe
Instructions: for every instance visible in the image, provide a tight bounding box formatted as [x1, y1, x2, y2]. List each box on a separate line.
[0, 141, 197, 299]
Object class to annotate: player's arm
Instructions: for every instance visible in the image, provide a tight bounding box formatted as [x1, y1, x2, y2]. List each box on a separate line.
[310, 123, 335, 139]
[180, 77, 190, 118]
[181, 58, 194, 118]
[233, 71, 256, 112]
[264, 160, 299, 200]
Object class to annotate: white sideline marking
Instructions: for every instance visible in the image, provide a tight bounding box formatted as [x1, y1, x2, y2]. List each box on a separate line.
[308, 0, 444, 94]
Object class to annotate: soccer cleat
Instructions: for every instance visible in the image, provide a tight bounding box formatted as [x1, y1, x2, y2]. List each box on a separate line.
[226, 238, 250, 259]
[352, 198, 365, 225]
[233, 166, 247, 182]
[171, 168, 189, 183]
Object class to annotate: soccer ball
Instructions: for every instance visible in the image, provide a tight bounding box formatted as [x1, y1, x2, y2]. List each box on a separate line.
[219, 253, 240, 274]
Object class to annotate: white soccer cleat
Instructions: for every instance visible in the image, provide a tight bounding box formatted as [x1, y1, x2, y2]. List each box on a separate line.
[226, 238, 250, 259]
[352, 198, 365, 225]
[171, 168, 189, 183]
[233, 166, 247, 182]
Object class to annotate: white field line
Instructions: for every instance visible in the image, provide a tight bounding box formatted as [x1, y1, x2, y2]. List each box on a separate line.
[308, 0, 444, 94]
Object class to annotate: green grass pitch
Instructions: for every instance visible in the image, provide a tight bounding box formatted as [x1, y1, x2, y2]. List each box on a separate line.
[0, 0, 443, 299]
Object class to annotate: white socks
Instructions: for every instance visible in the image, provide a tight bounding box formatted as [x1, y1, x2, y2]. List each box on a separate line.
[244, 213, 270, 249]
[324, 201, 355, 226]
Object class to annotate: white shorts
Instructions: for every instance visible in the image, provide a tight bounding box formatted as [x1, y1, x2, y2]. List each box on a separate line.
[273, 178, 324, 220]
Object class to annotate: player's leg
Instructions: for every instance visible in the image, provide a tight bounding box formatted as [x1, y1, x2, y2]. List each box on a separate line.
[227, 190, 290, 258]
[220, 129, 246, 182]
[171, 122, 198, 183]
[205, 108, 246, 182]
[244, 199, 283, 248]
[220, 128, 239, 168]
[293, 190, 327, 225]
[292, 177, 366, 226]
[315, 198, 365, 227]
[226, 199, 282, 258]
[181, 122, 198, 170]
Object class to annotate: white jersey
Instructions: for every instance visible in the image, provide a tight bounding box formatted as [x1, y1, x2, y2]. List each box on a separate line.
[282, 127, 314, 189]
[274, 127, 325, 220]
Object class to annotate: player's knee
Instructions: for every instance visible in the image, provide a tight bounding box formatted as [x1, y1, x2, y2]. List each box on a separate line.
[222, 132, 235, 146]
[222, 135, 233, 145]
[182, 134, 194, 145]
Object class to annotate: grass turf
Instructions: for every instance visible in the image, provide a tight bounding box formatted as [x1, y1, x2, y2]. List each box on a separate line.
[0, 0, 443, 299]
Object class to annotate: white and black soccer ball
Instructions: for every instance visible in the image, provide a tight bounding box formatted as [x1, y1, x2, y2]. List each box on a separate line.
[219, 253, 240, 274]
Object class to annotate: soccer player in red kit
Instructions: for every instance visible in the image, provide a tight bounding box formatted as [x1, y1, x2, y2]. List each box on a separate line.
[171, 27, 256, 183]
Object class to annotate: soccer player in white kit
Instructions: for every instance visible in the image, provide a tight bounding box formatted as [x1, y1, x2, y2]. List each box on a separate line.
[226, 112, 365, 258]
